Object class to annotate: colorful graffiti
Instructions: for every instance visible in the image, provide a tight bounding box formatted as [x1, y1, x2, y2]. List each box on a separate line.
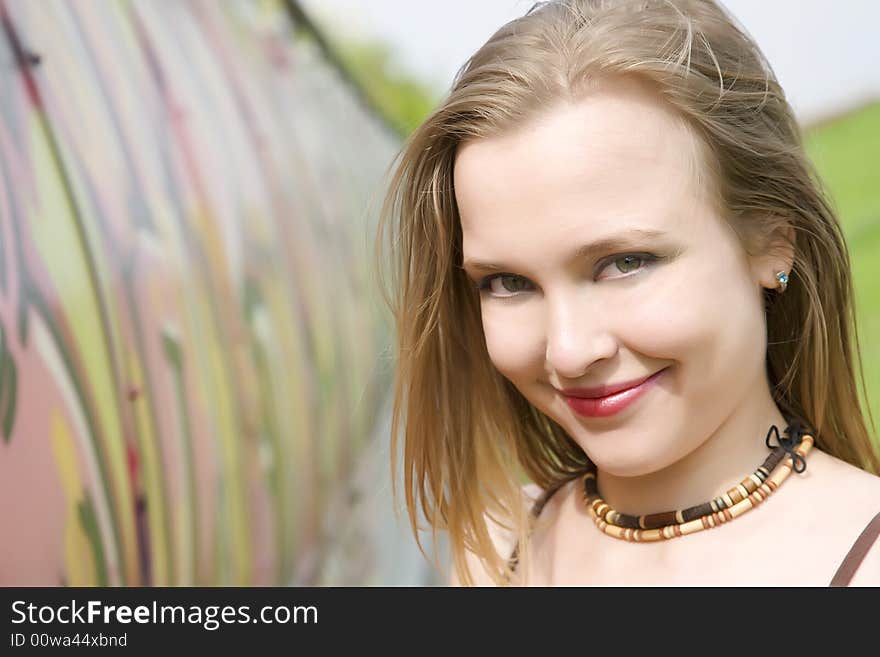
[0, 0, 399, 585]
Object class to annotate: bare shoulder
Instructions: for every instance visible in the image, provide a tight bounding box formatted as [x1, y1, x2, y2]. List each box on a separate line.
[802, 448, 880, 585]
[804, 447, 880, 502]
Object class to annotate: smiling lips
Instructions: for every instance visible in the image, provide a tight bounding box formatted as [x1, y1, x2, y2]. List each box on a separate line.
[560, 367, 668, 418]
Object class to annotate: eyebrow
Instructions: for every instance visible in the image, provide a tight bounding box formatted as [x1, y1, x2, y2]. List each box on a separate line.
[461, 228, 670, 274]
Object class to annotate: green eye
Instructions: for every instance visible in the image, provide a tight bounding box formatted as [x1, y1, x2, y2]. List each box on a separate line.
[477, 273, 532, 296]
[614, 255, 643, 274]
[499, 275, 529, 292]
[595, 252, 658, 281]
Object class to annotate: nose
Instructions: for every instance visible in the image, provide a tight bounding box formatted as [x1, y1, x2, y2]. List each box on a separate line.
[544, 290, 618, 380]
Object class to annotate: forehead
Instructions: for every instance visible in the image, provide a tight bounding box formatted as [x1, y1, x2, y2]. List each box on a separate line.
[453, 77, 710, 243]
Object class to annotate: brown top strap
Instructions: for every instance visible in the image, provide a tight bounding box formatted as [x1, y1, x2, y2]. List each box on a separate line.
[829, 510, 880, 587]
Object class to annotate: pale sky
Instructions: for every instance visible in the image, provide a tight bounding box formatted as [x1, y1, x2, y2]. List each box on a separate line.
[301, 0, 880, 124]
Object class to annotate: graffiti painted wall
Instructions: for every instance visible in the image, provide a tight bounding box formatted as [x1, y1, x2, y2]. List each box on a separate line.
[0, 0, 405, 586]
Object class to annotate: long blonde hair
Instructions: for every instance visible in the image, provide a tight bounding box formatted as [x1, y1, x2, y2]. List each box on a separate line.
[375, 0, 880, 586]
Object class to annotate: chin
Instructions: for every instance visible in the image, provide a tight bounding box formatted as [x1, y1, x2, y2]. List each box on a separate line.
[588, 454, 667, 478]
[566, 422, 683, 478]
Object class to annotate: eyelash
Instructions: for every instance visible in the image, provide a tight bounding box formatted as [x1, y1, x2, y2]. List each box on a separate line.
[475, 252, 659, 297]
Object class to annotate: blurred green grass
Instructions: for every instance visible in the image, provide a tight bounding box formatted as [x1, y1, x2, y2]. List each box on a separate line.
[805, 101, 880, 439]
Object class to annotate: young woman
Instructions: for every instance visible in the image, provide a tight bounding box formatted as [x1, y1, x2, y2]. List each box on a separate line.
[375, 0, 880, 586]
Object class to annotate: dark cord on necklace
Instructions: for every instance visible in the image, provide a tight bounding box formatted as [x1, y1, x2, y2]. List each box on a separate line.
[765, 421, 808, 473]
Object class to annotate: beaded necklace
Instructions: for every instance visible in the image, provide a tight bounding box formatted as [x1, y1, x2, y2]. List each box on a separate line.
[585, 423, 814, 542]
[506, 421, 814, 579]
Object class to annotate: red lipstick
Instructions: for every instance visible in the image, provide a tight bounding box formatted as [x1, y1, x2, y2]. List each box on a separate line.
[560, 367, 668, 418]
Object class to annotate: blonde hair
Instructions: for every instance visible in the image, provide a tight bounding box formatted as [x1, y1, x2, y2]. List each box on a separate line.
[375, 0, 880, 586]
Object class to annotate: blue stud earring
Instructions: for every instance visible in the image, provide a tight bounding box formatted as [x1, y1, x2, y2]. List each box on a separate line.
[775, 270, 789, 293]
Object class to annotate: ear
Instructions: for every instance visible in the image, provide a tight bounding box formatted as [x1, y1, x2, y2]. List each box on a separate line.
[750, 224, 796, 290]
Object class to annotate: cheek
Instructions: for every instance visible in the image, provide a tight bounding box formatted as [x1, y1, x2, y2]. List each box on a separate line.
[630, 252, 767, 383]
[480, 306, 545, 381]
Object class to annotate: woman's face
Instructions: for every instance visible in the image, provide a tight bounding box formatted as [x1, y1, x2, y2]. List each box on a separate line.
[454, 77, 776, 477]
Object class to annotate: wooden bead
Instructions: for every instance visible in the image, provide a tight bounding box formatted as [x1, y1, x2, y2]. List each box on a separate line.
[641, 511, 678, 529]
[681, 501, 715, 522]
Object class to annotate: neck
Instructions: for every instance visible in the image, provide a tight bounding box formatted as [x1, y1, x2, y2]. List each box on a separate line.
[595, 383, 791, 517]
